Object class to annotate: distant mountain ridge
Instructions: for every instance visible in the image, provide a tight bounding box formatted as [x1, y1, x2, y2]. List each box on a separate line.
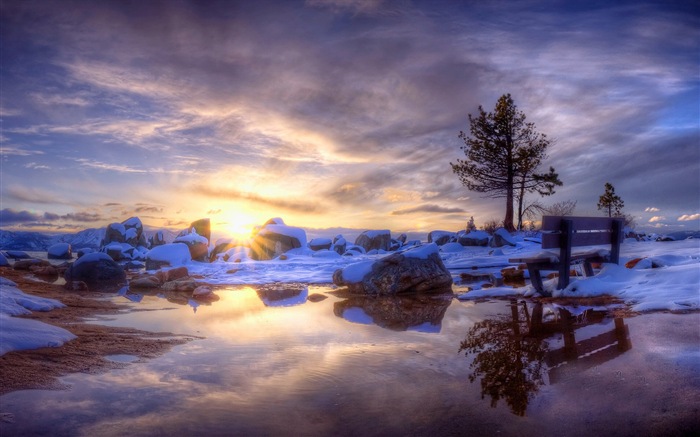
[0, 227, 177, 251]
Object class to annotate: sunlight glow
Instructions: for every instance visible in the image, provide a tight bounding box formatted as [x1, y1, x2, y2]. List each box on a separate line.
[218, 210, 257, 241]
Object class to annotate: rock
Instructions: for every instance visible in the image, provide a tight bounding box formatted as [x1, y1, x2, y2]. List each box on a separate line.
[193, 285, 212, 296]
[332, 243, 453, 295]
[47, 243, 72, 260]
[625, 258, 644, 269]
[427, 230, 457, 246]
[30, 265, 59, 278]
[130, 275, 162, 289]
[458, 230, 490, 247]
[146, 243, 193, 270]
[307, 293, 328, 302]
[122, 217, 145, 246]
[63, 252, 126, 290]
[103, 222, 126, 245]
[4, 250, 31, 260]
[64, 281, 89, 291]
[396, 233, 407, 244]
[501, 267, 524, 280]
[250, 220, 306, 261]
[77, 248, 95, 258]
[332, 235, 347, 255]
[256, 285, 308, 307]
[0, 253, 9, 267]
[354, 230, 391, 252]
[161, 278, 198, 292]
[13, 259, 50, 270]
[489, 228, 516, 247]
[173, 231, 209, 262]
[209, 238, 239, 262]
[192, 218, 211, 243]
[149, 230, 167, 248]
[309, 238, 332, 251]
[155, 266, 189, 283]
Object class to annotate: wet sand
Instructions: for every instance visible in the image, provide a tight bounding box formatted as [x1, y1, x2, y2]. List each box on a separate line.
[0, 268, 198, 396]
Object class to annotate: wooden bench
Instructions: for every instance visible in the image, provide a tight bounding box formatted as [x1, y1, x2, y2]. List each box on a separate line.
[509, 216, 624, 295]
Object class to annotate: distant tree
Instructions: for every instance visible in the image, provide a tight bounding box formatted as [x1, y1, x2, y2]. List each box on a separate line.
[466, 216, 477, 233]
[451, 94, 562, 232]
[525, 200, 577, 221]
[481, 218, 500, 235]
[597, 182, 624, 217]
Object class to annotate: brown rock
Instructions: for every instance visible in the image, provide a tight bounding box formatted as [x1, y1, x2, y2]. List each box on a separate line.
[156, 266, 189, 283]
[13, 259, 50, 270]
[161, 278, 197, 292]
[130, 276, 162, 289]
[64, 281, 89, 291]
[625, 258, 645, 269]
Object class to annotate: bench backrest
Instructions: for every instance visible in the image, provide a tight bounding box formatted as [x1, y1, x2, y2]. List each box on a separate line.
[541, 215, 624, 250]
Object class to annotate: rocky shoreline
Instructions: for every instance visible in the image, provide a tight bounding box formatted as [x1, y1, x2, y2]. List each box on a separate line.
[0, 268, 199, 396]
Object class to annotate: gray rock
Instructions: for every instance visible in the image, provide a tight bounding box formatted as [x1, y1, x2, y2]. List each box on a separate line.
[428, 230, 457, 246]
[489, 228, 516, 247]
[47, 243, 72, 259]
[458, 230, 490, 247]
[64, 252, 126, 290]
[354, 230, 391, 252]
[333, 244, 453, 295]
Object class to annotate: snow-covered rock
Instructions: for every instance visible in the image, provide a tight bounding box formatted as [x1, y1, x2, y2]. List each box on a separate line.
[309, 238, 332, 251]
[458, 230, 490, 247]
[64, 252, 126, 290]
[47, 242, 72, 260]
[250, 220, 307, 261]
[173, 230, 209, 261]
[428, 230, 457, 246]
[354, 230, 391, 252]
[489, 228, 516, 247]
[146, 243, 192, 270]
[332, 243, 453, 295]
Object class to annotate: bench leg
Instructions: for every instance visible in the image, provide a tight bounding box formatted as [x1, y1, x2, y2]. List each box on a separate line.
[527, 266, 547, 295]
[557, 263, 570, 290]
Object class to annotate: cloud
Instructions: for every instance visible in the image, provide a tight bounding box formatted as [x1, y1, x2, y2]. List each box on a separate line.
[207, 209, 222, 215]
[648, 216, 666, 223]
[194, 185, 322, 213]
[678, 213, 700, 221]
[644, 207, 660, 212]
[134, 205, 164, 213]
[0, 146, 45, 156]
[0, 208, 43, 224]
[6, 185, 68, 204]
[391, 204, 466, 216]
[24, 162, 51, 170]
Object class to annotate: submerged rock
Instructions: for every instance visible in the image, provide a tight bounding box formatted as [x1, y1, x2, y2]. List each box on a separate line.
[332, 243, 453, 295]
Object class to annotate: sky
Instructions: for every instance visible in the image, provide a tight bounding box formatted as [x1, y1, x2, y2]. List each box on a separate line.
[1, 0, 699, 239]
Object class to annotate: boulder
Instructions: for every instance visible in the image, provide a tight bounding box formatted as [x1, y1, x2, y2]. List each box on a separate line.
[250, 221, 307, 261]
[354, 230, 391, 252]
[427, 230, 457, 246]
[77, 247, 95, 258]
[209, 238, 239, 262]
[458, 230, 490, 247]
[64, 252, 126, 290]
[149, 230, 167, 248]
[13, 259, 50, 270]
[332, 235, 347, 255]
[309, 238, 332, 251]
[161, 278, 198, 292]
[4, 250, 31, 260]
[173, 231, 209, 262]
[146, 243, 192, 270]
[396, 233, 407, 244]
[155, 266, 189, 283]
[47, 243, 72, 260]
[188, 218, 211, 244]
[103, 222, 126, 245]
[122, 217, 144, 246]
[332, 243, 453, 295]
[0, 253, 9, 267]
[489, 228, 516, 247]
[129, 275, 162, 289]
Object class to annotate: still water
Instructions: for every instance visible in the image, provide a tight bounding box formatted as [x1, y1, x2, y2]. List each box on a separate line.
[1, 285, 698, 436]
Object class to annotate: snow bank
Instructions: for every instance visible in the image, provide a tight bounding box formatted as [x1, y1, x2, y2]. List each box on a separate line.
[146, 243, 192, 267]
[403, 243, 439, 259]
[0, 281, 76, 355]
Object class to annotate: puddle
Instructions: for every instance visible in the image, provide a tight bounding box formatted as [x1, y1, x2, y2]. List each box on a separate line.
[104, 354, 139, 363]
[1, 288, 698, 436]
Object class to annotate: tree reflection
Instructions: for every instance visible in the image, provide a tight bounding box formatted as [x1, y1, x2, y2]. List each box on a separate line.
[459, 300, 546, 416]
[460, 300, 632, 416]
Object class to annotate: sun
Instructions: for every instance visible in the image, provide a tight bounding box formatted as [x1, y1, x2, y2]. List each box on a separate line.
[219, 210, 256, 242]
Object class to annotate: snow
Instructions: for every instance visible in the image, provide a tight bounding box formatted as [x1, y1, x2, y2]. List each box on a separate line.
[146, 243, 192, 267]
[260, 224, 308, 247]
[362, 229, 390, 239]
[0, 280, 76, 355]
[403, 242, 439, 259]
[174, 232, 209, 245]
[47, 242, 71, 257]
[74, 251, 114, 266]
[338, 260, 374, 283]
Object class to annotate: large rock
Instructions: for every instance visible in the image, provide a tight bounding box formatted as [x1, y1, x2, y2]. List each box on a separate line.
[173, 231, 209, 261]
[146, 243, 192, 270]
[47, 243, 72, 260]
[458, 230, 490, 247]
[332, 235, 347, 255]
[489, 228, 516, 248]
[250, 220, 307, 261]
[332, 243, 453, 295]
[308, 238, 332, 251]
[428, 230, 457, 246]
[354, 230, 391, 252]
[64, 252, 126, 290]
[149, 230, 167, 248]
[103, 222, 126, 245]
[181, 218, 211, 244]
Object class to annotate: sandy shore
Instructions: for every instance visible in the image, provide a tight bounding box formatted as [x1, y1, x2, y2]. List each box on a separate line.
[0, 268, 199, 396]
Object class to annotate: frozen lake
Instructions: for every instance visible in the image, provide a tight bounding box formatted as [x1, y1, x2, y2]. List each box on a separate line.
[1, 285, 698, 436]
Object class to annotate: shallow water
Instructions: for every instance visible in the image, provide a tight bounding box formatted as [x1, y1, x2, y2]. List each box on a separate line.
[1, 286, 698, 436]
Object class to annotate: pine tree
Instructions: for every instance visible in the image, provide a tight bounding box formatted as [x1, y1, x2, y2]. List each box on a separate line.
[597, 182, 624, 217]
[451, 94, 561, 231]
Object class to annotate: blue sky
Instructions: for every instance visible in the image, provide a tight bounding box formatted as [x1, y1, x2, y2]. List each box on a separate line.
[1, 0, 698, 237]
